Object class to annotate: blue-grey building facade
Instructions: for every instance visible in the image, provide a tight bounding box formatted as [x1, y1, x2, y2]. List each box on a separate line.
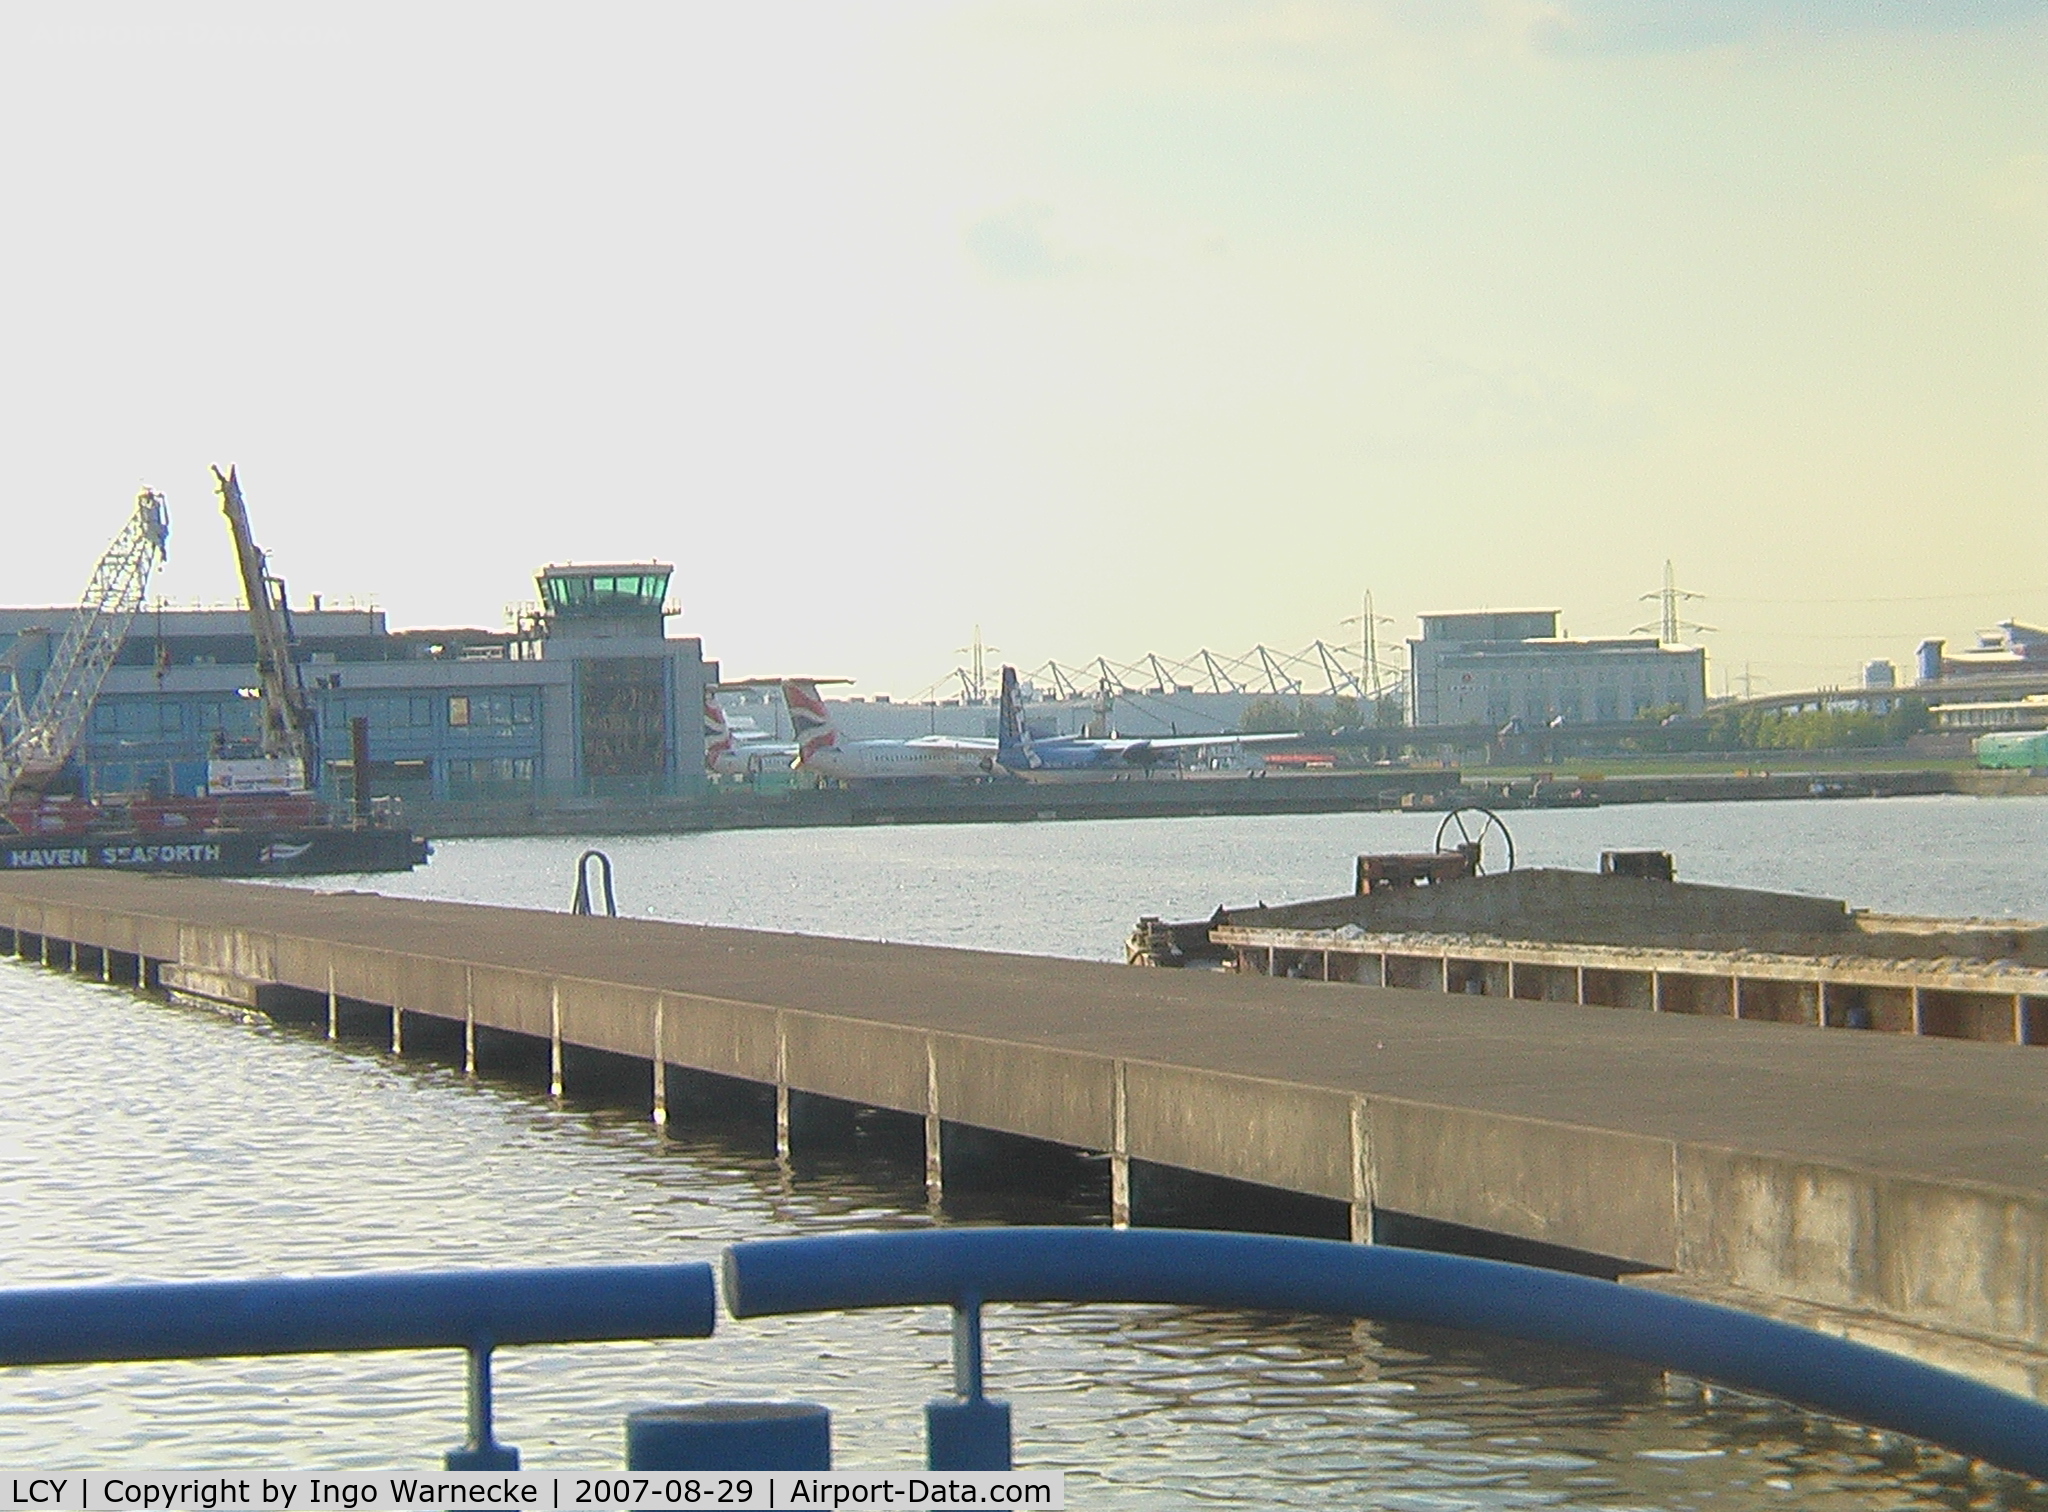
[0, 563, 714, 806]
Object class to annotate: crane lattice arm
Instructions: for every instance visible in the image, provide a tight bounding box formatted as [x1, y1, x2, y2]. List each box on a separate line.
[0, 491, 171, 802]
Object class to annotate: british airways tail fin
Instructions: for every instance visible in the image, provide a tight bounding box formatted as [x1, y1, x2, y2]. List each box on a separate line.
[781, 680, 839, 765]
[704, 688, 735, 773]
[997, 666, 1036, 770]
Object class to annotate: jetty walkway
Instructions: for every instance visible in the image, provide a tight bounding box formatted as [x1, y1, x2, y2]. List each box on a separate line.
[2, 871, 2043, 1400]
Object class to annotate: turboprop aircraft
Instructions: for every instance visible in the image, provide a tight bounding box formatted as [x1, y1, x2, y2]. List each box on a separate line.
[781, 680, 996, 780]
[994, 666, 1295, 778]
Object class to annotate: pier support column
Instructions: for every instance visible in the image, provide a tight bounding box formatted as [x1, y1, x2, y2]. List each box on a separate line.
[326, 965, 338, 1041]
[1912, 986, 1927, 1037]
[1349, 1098, 1372, 1244]
[774, 1021, 791, 1162]
[463, 966, 477, 1077]
[652, 998, 668, 1131]
[924, 1039, 943, 1208]
[1111, 1061, 1131, 1230]
[391, 1007, 405, 1057]
[1574, 965, 1586, 1004]
[99, 946, 111, 983]
[549, 983, 564, 1100]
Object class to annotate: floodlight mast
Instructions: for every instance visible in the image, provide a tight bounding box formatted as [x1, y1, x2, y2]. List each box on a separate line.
[0, 490, 170, 804]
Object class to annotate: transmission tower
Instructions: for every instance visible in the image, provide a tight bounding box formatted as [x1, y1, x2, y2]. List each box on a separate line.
[1634, 560, 1715, 644]
[953, 625, 999, 703]
[1342, 591, 1398, 699]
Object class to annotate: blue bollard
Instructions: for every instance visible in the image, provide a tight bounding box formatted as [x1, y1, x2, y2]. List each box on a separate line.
[627, 1403, 831, 1470]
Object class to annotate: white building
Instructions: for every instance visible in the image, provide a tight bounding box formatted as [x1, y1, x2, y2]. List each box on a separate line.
[1407, 610, 1705, 730]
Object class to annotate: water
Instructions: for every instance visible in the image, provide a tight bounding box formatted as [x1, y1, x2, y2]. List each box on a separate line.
[1, 795, 2044, 1506]
[347, 794, 2048, 959]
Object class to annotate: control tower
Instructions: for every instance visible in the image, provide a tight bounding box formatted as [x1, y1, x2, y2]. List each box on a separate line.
[533, 562, 710, 800]
[537, 562, 673, 647]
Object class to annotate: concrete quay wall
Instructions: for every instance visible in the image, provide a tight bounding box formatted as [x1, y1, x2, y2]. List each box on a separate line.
[2, 873, 2045, 1400]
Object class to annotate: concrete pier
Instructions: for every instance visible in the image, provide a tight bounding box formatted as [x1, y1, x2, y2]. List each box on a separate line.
[3, 871, 2046, 1400]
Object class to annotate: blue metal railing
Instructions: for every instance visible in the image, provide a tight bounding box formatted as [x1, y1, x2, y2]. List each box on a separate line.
[0, 1231, 2042, 1481]
[735, 1228, 2048, 1480]
[0, 1264, 718, 1469]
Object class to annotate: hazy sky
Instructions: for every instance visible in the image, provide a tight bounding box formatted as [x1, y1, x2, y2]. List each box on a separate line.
[1, 2, 2041, 699]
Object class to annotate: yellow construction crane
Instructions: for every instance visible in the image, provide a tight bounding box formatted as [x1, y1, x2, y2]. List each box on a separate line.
[214, 466, 316, 790]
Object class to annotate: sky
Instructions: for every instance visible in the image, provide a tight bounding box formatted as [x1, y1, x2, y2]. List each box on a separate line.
[0, 1, 2041, 701]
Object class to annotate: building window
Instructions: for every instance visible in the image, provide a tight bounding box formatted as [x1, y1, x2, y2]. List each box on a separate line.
[445, 692, 537, 730]
[446, 756, 535, 799]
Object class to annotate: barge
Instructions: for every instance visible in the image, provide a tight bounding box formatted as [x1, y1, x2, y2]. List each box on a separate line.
[4, 793, 429, 877]
[1131, 808, 2048, 1048]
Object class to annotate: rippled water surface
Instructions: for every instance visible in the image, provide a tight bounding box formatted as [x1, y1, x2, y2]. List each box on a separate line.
[2, 796, 2044, 1505]
[338, 794, 2048, 959]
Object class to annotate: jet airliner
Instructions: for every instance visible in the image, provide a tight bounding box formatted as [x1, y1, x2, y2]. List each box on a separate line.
[781, 681, 995, 780]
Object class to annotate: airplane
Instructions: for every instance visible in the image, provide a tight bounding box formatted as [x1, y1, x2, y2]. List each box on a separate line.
[704, 687, 797, 777]
[994, 666, 1296, 778]
[781, 680, 997, 780]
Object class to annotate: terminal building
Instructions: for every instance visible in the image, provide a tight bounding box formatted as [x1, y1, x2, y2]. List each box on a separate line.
[1406, 610, 1706, 731]
[0, 563, 714, 807]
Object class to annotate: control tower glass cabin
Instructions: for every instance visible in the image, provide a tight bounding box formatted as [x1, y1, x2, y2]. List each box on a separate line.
[537, 563, 673, 636]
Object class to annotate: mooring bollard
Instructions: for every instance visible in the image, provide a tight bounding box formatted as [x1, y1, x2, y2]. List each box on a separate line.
[626, 1403, 831, 1470]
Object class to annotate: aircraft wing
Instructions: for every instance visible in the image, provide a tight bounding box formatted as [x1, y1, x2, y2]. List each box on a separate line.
[1092, 732, 1299, 752]
[906, 734, 997, 751]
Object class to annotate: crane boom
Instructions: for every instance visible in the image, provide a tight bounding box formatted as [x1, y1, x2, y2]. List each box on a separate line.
[0, 491, 171, 802]
[214, 466, 316, 787]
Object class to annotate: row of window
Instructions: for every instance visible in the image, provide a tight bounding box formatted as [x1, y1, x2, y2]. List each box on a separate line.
[84, 757, 538, 801]
[446, 757, 536, 798]
[447, 693, 536, 728]
[90, 692, 541, 741]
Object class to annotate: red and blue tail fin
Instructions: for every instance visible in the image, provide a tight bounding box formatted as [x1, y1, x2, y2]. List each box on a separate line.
[781, 680, 838, 765]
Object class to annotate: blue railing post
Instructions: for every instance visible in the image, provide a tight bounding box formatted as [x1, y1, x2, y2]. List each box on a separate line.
[924, 1291, 1011, 1471]
[444, 1340, 520, 1470]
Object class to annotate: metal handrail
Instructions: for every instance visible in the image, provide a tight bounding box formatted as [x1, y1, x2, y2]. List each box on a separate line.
[0, 1263, 717, 1469]
[726, 1227, 2048, 1482]
[0, 1233, 2041, 1481]
[571, 848, 618, 917]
